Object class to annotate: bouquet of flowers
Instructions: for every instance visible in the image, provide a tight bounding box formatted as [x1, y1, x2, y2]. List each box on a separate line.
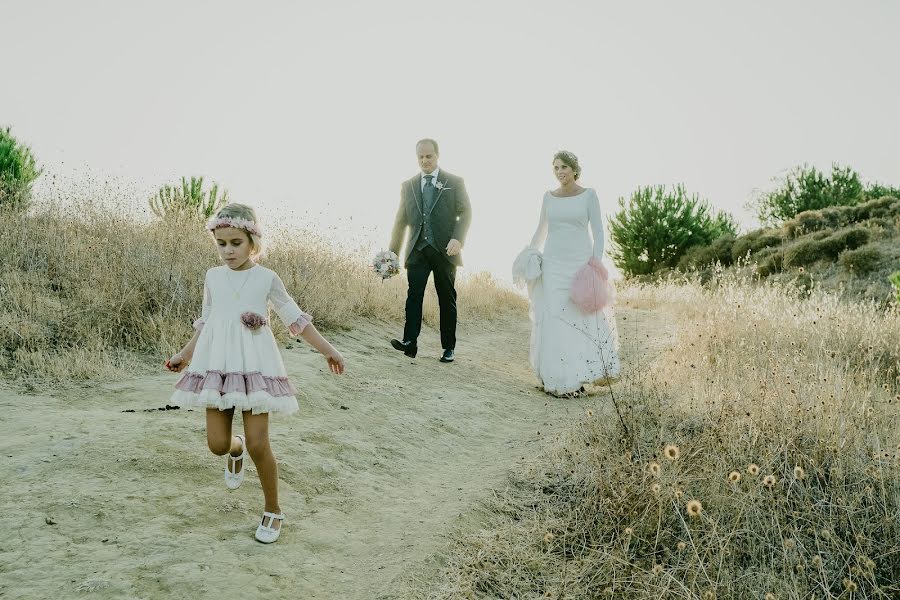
[371, 250, 400, 280]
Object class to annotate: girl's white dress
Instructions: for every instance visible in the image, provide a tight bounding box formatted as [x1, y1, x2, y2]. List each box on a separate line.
[171, 265, 310, 414]
[513, 188, 621, 395]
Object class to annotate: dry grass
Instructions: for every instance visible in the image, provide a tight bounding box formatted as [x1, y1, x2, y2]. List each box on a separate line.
[420, 272, 899, 599]
[0, 185, 525, 383]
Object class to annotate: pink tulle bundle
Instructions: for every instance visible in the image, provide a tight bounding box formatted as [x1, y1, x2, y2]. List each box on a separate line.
[570, 256, 614, 314]
[240, 311, 267, 330]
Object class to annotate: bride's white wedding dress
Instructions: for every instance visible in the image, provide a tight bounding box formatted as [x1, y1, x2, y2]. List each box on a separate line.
[514, 188, 621, 395]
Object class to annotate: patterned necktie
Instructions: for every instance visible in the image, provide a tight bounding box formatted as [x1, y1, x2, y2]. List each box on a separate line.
[423, 175, 436, 212]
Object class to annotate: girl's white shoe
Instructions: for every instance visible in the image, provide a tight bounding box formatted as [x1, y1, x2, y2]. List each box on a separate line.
[255, 512, 284, 543]
[224, 434, 247, 490]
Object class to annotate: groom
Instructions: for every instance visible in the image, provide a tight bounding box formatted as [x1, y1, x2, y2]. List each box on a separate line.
[389, 138, 472, 362]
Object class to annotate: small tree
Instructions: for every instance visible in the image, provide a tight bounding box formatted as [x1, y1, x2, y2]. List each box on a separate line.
[609, 184, 737, 277]
[752, 163, 864, 225]
[149, 176, 229, 220]
[0, 126, 42, 210]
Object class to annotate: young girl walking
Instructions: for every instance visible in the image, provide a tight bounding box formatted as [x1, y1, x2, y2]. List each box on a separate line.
[166, 203, 345, 543]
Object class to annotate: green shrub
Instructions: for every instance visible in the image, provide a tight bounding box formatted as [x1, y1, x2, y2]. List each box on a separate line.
[865, 183, 900, 200]
[676, 234, 736, 270]
[731, 229, 784, 261]
[756, 252, 783, 276]
[783, 225, 871, 268]
[753, 163, 864, 225]
[839, 245, 884, 275]
[890, 271, 900, 303]
[149, 176, 229, 220]
[609, 185, 737, 276]
[0, 126, 42, 210]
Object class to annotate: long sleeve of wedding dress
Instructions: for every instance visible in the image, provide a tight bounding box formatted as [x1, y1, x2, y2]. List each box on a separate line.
[529, 197, 549, 250]
[587, 192, 604, 257]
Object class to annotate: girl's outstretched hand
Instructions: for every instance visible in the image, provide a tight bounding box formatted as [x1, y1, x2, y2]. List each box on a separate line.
[326, 350, 345, 375]
[166, 353, 188, 373]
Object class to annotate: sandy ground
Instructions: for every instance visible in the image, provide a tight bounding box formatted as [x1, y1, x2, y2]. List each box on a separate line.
[0, 308, 668, 600]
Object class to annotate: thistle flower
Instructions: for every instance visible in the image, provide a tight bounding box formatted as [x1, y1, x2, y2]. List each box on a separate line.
[843, 578, 857, 592]
[677, 541, 687, 551]
[812, 555, 823, 567]
[686, 499, 703, 518]
[648, 462, 661, 476]
[703, 591, 716, 600]
[651, 483, 661, 494]
[624, 527, 633, 536]
[664, 444, 680, 460]
[763, 475, 777, 487]
[793, 466, 806, 480]
[783, 538, 796, 550]
[543, 532, 554, 543]
[747, 464, 760, 476]
[651, 564, 663, 575]
[675, 489, 684, 500]
[240, 311, 267, 330]
[728, 471, 741, 483]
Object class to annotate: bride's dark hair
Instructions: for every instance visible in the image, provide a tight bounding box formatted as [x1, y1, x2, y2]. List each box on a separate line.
[553, 150, 581, 180]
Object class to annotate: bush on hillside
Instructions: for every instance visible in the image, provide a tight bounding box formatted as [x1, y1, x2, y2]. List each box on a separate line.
[609, 184, 736, 277]
[0, 126, 42, 210]
[730, 229, 784, 262]
[783, 195, 900, 237]
[676, 234, 736, 270]
[839, 245, 884, 275]
[753, 163, 865, 225]
[782, 225, 871, 269]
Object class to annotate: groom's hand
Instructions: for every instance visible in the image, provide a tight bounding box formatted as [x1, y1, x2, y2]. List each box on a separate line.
[446, 239, 462, 256]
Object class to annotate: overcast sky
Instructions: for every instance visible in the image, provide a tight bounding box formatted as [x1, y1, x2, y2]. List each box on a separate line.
[3, 0, 898, 278]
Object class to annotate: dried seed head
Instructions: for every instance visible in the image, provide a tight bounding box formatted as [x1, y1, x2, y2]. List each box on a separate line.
[664, 444, 680, 460]
[686, 499, 703, 518]
[728, 471, 741, 483]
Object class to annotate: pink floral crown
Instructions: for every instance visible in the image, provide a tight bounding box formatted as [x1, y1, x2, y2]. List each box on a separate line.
[205, 216, 263, 237]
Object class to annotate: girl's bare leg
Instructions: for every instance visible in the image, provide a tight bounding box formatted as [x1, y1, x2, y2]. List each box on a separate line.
[242, 411, 280, 527]
[206, 408, 244, 471]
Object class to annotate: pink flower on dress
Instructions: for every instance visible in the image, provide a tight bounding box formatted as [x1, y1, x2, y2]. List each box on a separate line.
[240, 312, 267, 330]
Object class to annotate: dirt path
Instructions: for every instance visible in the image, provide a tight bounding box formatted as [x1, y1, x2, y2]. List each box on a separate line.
[0, 307, 669, 599]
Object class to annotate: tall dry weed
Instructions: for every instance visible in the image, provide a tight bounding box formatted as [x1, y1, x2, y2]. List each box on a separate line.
[423, 272, 899, 599]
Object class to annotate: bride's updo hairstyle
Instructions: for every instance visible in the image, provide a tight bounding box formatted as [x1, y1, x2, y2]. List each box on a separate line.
[553, 150, 582, 180]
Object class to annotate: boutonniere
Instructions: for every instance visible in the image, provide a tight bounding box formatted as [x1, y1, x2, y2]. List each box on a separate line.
[435, 181, 450, 191]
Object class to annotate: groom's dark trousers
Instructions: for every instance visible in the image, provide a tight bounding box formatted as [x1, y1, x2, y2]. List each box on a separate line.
[403, 246, 456, 350]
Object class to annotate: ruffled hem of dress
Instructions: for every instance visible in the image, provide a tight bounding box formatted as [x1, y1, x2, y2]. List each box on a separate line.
[173, 370, 299, 414]
[171, 389, 299, 415]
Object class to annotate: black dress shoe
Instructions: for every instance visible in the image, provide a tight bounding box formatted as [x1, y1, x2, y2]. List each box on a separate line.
[439, 349, 455, 363]
[390, 339, 417, 358]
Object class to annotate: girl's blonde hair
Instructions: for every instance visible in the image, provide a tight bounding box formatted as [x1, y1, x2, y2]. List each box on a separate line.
[208, 203, 266, 258]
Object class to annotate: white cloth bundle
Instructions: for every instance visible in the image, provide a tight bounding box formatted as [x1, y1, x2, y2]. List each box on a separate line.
[512, 246, 543, 288]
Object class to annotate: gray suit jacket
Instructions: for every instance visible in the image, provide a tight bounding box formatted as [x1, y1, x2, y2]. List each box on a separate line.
[389, 170, 472, 267]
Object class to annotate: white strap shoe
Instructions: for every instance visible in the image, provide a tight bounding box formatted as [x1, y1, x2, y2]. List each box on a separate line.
[224, 434, 247, 490]
[255, 512, 284, 543]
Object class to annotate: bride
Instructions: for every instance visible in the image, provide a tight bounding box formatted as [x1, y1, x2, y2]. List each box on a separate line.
[513, 151, 620, 397]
